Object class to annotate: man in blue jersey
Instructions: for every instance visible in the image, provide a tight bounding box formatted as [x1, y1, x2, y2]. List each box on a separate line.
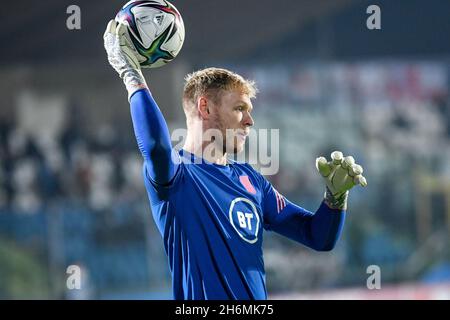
[104, 20, 367, 300]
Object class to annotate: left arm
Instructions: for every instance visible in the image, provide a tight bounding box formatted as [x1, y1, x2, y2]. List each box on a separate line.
[261, 150, 367, 251]
[262, 182, 345, 251]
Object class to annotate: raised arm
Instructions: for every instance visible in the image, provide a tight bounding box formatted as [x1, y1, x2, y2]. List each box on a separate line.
[130, 89, 178, 184]
[104, 20, 178, 185]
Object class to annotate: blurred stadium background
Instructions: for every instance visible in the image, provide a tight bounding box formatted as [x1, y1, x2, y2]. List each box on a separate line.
[0, 0, 449, 299]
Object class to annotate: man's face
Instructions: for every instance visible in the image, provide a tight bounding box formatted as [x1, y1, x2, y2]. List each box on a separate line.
[209, 89, 254, 154]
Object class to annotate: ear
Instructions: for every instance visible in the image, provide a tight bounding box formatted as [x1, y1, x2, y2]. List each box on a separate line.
[197, 96, 211, 120]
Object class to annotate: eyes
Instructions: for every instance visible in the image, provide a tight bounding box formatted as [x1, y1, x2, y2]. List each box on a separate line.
[235, 105, 252, 113]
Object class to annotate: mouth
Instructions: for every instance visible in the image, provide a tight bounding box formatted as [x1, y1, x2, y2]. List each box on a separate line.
[236, 131, 248, 142]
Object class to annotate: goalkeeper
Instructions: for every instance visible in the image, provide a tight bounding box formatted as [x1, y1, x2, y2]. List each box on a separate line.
[104, 20, 367, 300]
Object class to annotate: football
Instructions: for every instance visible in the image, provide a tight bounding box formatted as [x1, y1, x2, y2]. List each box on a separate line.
[115, 0, 185, 68]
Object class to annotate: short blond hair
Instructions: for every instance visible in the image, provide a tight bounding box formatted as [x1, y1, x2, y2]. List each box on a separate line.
[183, 67, 257, 110]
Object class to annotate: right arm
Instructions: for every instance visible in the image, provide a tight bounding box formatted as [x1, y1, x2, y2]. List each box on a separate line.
[104, 19, 178, 185]
[130, 89, 178, 185]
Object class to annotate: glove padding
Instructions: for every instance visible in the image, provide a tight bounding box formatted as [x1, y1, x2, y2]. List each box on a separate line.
[103, 19, 147, 99]
[316, 151, 367, 210]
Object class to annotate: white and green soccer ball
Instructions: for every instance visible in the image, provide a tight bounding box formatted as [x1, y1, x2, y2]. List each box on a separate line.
[115, 0, 185, 68]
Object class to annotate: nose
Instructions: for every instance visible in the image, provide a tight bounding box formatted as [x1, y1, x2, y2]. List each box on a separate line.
[243, 111, 254, 128]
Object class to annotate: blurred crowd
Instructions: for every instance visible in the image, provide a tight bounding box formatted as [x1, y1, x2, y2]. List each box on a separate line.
[0, 102, 145, 213]
[0, 98, 158, 298]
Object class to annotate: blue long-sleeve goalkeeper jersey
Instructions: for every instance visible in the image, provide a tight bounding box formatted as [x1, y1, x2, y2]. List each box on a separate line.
[130, 89, 346, 300]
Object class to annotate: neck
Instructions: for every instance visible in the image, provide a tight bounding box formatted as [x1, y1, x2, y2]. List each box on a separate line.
[183, 130, 228, 166]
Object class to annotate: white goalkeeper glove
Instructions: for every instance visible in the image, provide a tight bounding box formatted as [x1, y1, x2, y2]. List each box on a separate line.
[316, 151, 367, 210]
[103, 19, 147, 100]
